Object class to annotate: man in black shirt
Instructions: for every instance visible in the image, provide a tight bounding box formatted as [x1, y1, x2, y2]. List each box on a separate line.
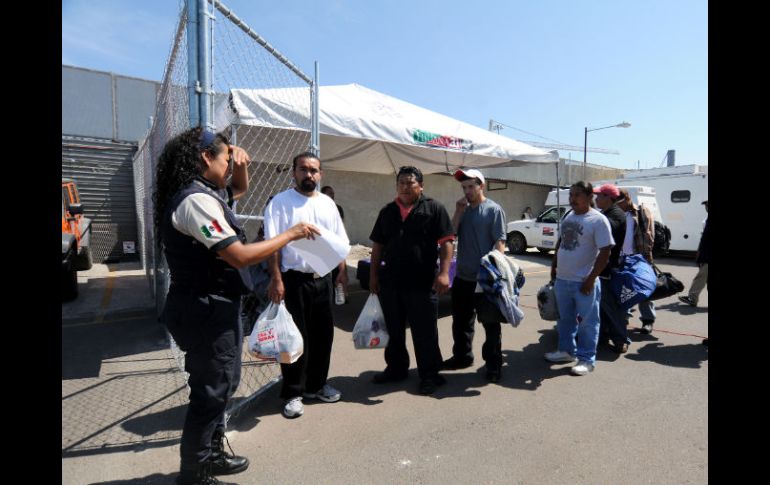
[593, 183, 629, 353]
[368, 166, 455, 395]
[321, 185, 345, 220]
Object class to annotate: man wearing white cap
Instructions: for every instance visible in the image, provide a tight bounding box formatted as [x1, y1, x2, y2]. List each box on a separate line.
[442, 168, 508, 382]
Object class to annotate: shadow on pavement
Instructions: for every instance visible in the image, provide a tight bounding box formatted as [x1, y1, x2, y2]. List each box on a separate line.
[88, 473, 177, 485]
[62, 317, 168, 380]
[654, 301, 708, 316]
[121, 404, 187, 435]
[625, 342, 708, 368]
[62, 315, 190, 458]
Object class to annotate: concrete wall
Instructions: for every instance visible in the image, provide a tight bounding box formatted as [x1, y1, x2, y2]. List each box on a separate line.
[319, 169, 552, 245]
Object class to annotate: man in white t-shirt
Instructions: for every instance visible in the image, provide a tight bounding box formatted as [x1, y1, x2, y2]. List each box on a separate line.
[545, 181, 614, 376]
[264, 152, 350, 419]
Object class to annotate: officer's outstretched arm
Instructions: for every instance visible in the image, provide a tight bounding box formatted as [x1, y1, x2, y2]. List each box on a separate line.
[217, 222, 319, 268]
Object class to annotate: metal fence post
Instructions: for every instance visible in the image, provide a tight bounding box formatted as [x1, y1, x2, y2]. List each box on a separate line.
[311, 61, 320, 156]
[186, 0, 200, 127]
[198, 0, 213, 129]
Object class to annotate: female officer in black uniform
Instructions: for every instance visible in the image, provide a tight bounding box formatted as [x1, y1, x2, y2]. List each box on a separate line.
[154, 127, 319, 485]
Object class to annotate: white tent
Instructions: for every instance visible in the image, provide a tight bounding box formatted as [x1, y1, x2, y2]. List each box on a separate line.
[214, 83, 558, 175]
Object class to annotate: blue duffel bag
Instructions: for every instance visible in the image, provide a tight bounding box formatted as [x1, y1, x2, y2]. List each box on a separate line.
[609, 254, 657, 311]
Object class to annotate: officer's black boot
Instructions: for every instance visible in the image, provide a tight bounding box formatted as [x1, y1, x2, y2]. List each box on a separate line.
[177, 462, 238, 485]
[208, 430, 250, 475]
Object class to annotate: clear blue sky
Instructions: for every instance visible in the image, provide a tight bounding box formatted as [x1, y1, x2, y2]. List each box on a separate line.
[62, 0, 707, 170]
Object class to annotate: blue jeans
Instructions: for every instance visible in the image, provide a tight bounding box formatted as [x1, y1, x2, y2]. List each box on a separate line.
[554, 278, 601, 364]
[638, 299, 655, 323]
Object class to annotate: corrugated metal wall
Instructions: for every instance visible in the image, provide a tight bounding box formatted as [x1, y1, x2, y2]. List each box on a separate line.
[62, 136, 139, 263]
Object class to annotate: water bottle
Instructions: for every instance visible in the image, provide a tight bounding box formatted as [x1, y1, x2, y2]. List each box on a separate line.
[335, 283, 345, 305]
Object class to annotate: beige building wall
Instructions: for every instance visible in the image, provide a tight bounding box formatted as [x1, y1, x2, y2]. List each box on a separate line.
[319, 169, 552, 245]
[481, 160, 625, 187]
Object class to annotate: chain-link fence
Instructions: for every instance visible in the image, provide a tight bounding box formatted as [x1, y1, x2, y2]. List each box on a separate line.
[132, 0, 315, 423]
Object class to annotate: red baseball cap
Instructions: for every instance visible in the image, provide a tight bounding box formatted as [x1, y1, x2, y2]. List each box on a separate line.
[593, 183, 620, 199]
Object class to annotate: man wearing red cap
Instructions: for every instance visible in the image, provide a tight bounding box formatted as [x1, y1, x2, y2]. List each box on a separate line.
[593, 183, 630, 353]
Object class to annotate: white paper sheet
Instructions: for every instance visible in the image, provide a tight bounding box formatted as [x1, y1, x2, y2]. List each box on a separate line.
[288, 226, 351, 276]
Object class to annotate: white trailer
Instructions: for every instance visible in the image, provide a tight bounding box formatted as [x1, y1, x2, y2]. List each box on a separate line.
[595, 165, 707, 252]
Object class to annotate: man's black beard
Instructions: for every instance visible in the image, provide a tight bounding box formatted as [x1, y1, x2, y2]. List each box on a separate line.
[299, 179, 317, 192]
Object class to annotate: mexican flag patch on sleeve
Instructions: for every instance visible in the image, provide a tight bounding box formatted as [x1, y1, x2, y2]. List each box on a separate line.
[199, 219, 224, 238]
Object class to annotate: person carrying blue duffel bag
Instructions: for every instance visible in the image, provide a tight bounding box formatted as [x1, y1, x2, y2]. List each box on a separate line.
[609, 254, 657, 312]
[594, 184, 633, 354]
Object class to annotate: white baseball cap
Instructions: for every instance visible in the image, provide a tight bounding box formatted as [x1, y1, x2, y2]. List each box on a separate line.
[453, 168, 485, 185]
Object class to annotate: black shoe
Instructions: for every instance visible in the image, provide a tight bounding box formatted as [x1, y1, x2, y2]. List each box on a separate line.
[442, 355, 474, 370]
[208, 450, 249, 476]
[485, 368, 501, 383]
[640, 322, 654, 334]
[372, 370, 408, 384]
[611, 341, 629, 354]
[702, 338, 708, 347]
[209, 433, 249, 475]
[418, 374, 446, 395]
[678, 295, 697, 307]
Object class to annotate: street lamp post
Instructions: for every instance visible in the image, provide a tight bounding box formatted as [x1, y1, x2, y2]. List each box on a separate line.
[583, 121, 631, 180]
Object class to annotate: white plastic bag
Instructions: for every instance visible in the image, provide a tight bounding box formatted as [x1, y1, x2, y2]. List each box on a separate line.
[352, 294, 389, 349]
[248, 301, 304, 363]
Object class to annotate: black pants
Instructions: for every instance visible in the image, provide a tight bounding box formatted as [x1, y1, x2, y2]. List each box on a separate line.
[599, 277, 630, 345]
[162, 290, 242, 467]
[378, 285, 442, 379]
[280, 271, 335, 399]
[450, 277, 503, 371]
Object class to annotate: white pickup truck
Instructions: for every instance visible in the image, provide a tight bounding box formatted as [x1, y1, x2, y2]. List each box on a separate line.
[505, 185, 667, 255]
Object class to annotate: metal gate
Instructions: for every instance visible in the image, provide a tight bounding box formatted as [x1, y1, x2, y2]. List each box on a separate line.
[62, 135, 140, 263]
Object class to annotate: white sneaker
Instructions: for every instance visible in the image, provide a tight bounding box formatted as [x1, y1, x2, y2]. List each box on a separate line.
[282, 397, 304, 418]
[571, 361, 595, 376]
[303, 384, 341, 403]
[544, 350, 577, 363]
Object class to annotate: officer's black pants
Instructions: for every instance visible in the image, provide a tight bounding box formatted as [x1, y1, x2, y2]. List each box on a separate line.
[162, 290, 242, 467]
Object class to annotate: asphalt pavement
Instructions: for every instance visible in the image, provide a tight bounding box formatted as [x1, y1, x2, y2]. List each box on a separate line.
[62, 251, 707, 485]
